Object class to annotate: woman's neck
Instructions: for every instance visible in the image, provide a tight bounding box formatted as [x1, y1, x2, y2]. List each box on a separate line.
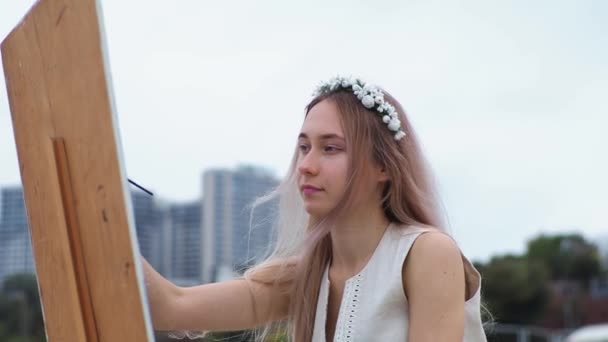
[328, 205, 390, 278]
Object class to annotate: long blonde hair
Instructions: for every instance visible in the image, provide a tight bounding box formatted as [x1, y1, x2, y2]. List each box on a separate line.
[243, 88, 447, 341]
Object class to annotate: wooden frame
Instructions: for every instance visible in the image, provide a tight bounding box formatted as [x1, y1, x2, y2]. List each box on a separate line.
[2, 0, 153, 340]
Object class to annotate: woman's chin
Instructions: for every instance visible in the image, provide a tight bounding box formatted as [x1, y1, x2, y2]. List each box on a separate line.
[303, 204, 330, 218]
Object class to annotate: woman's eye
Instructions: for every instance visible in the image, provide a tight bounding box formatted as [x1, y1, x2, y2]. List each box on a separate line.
[298, 144, 310, 153]
[325, 145, 341, 152]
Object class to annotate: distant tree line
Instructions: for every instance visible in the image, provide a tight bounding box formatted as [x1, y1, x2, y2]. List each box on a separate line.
[476, 233, 605, 328]
[0, 273, 45, 342]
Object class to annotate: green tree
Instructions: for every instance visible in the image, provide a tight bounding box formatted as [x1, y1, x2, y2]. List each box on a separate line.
[526, 234, 601, 284]
[0, 273, 45, 341]
[478, 254, 549, 324]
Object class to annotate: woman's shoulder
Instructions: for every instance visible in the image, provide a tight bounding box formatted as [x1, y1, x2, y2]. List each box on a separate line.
[391, 222, 445, 237]
[401, 230, 465, 300]
[387, 223, 458, 258]
[407, 230, 463, 268]
[394, 223, 481, 303]
[393, 223, 464, 274]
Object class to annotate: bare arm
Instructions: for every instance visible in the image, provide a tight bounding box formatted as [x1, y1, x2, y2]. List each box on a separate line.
[402, 232, 465, 341]
[141, 257, 290, 332]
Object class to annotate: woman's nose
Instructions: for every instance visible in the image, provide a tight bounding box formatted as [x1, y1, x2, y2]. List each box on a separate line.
[297, 150, 319, 176]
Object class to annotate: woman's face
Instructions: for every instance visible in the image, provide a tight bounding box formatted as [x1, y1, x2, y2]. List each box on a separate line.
[296, 100, 348, 218]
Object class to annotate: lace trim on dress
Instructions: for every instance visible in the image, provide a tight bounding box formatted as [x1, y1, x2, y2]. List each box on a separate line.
[334, 273, 364, 342]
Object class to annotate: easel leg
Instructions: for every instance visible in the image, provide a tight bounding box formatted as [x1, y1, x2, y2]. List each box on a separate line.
[52, 137, 99, 342]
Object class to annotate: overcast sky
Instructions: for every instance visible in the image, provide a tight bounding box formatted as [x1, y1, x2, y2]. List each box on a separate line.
[1, 0, 607, 262]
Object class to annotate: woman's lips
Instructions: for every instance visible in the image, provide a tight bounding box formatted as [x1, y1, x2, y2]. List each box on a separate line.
[301, 185, 322, 196]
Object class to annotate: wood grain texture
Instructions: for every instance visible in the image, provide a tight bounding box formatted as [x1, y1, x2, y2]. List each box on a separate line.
[52, 138, 99, 342]
[2, 0, 152, 340]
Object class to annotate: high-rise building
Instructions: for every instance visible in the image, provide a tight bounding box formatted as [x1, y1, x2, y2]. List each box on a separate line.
[231, 167, 278, 270]
[201, 165, 279, 283]
[131, 191, 168, 276]
[168, 201, 202, 286]
[0, 187, 35, 284]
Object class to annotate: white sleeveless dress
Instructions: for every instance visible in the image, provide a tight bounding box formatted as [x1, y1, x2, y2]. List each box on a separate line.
[311, 223, 487, 342]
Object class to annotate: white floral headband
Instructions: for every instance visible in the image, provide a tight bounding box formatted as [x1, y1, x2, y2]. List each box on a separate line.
[313, 76, 406, 141]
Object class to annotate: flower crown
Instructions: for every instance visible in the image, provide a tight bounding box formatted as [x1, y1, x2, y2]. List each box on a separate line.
[313, 76, 406, 141]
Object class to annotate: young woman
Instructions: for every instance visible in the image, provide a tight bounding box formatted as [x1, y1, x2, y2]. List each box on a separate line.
[142, 76, 487, 341]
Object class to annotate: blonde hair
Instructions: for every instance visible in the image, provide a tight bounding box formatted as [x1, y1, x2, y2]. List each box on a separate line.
[238, 86, 449, 341]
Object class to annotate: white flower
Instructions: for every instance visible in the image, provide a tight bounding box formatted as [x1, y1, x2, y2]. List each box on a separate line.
[352, 84, 364, 98]
[394, 131, 406, 140]
[378, 103, 391, 113]
[359, 83, 379, 97]
[341, 78, 353, 87]
[388, 118, 401, 131]
[375, 95, 384, 104]
[357, 88, 368, 99]
[362, 95, 375, 108]
[383, 115, 390, 123]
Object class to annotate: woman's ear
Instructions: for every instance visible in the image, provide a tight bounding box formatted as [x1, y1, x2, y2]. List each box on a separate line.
[377, 165, 390, 182]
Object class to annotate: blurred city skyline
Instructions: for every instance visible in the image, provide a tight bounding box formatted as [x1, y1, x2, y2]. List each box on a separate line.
[0, 165, 280, 286]
[1, 1, 607, 262]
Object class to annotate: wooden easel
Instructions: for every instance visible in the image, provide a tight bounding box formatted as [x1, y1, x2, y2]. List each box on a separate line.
[2, 0, 153, 340]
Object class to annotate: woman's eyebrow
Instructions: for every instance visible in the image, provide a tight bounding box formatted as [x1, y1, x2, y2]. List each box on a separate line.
[298, 132, 345, 141]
